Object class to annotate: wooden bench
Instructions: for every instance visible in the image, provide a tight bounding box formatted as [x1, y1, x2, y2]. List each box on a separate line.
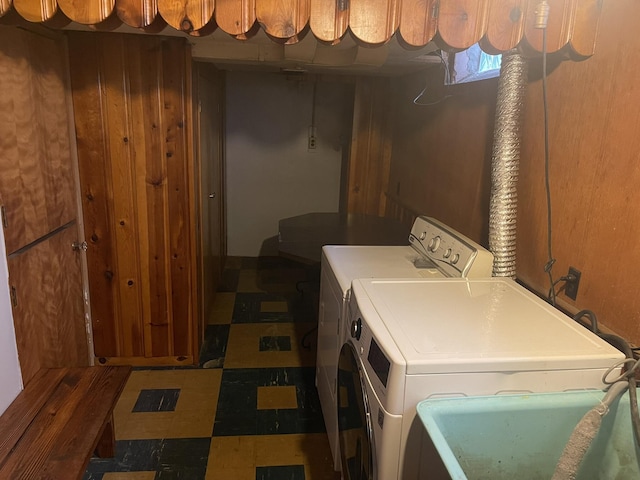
[0, 366, 131, 479]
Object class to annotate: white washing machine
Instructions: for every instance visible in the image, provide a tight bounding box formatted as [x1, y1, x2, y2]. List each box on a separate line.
[337, 277, 625, 480]
[317, 216, 494, 471]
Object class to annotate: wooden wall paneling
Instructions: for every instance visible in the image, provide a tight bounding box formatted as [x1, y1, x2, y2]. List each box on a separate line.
[68, 33, 120, 358]
[569, 0, 602, 57]
[518, 0, 640, 343]
[309, 0, 348, 43]
[127, 37, 172, 359]
[116, 0, 158, 27]
[481, 0, 527, 53]
[161, 39, 194, 357]
[8, 225, 89, 385]
[437, 0, 489, 50]
[215, 0, 256, 37]
[157, 0, 214, 32]
[349, 0, 399, 45]
[523, 0, 575, 53]
[256, 0, 310, 39]
[100, 37, 145, 358]
[386, 72, 496, 244]
[398, 0, 438, 47]
[13, 0, 57, 22]
[57, 0, 115, 24]
[347, 77, 394, 216]
[0, 29, 76, 255]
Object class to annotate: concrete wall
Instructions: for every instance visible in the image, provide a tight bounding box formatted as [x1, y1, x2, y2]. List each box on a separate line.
[225, 71, 353, 256]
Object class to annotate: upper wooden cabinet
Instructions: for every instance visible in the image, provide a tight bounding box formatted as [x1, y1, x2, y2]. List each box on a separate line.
[1, 0, 604, 56]
[0, 28, 77, 254]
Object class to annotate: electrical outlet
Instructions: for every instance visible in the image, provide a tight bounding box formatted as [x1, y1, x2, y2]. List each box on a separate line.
[308, 126, 317, 151]
[565, 267, 581, 300]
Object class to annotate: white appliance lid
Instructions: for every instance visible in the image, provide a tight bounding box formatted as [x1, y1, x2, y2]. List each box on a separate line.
[322, 245, 438, 295]
[352, 278, 624, 375]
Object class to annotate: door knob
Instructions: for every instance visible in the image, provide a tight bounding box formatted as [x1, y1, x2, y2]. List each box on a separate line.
[209, 193, 216, 199]
[72, 241, 88, 252]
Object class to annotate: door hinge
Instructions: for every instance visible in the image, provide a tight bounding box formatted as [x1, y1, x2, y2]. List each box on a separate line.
[1, 205, 7, 228]
[72, 241, 88, 252]
[10, 286, 17, 308]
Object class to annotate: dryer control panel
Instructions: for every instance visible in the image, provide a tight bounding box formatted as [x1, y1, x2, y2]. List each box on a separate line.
[408, 216, 493, 278]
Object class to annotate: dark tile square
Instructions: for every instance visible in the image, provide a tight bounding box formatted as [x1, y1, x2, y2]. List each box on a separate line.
[256, 465, 305, 480]
[199, 324, 230, 367]
[85, 439, 163, 474]
[259, 335, 292, 352]
[132, 389, 181, 412]
[214, 367, 326, 437]
[157, 437, 210, 475]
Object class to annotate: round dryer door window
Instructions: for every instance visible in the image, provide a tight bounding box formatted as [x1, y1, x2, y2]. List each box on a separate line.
[337, 342, 376, 480]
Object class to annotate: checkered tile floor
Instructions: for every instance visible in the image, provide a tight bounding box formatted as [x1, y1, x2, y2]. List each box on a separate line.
[84, 256, 339, 480]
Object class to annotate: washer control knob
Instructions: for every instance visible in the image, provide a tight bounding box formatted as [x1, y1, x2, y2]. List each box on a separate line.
[419, 231, 427, 240]
[351, 318, 362, 340]
[444, 248, 452, 258]
[452, 253, 460, 264]
[428, 236, 441, 252]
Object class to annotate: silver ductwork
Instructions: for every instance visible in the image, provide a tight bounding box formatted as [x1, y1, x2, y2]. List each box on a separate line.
[489, 51, 527, 278]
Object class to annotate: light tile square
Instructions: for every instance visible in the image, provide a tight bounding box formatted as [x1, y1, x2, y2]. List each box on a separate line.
[103, 473, 156, 480]
[257, 385, 298, 410]
[114, 369, 222, 440]
[237, 270, 265, 293]
[224, 323, 316, 368]
[209, 292, 236, 325]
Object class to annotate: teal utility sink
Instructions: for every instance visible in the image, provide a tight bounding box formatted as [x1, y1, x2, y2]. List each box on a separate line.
[417, 390, 640, 480]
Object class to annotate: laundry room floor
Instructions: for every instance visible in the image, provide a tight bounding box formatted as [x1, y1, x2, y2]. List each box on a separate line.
[84, 256, 340, 480]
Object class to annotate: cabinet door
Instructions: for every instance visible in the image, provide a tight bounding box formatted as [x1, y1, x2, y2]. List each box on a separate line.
[8, 225, 89, 385]
[0, 27, 77, 254]
[197, 63, 225, 343]
[68, 33, 196, 365]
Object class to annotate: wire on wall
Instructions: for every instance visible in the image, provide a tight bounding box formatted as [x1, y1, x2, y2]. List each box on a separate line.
[535, 1, 557, 306]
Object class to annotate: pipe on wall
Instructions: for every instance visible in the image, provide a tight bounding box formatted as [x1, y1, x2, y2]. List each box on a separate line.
[489, 51, 527, 278]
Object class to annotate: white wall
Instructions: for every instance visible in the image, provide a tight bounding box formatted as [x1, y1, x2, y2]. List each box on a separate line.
[225, 71, 353, 256]
[0, 228, 23, 414]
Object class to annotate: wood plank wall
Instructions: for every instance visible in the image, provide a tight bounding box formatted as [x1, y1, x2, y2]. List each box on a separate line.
[67, 32, 197, 364]
[387, 69, 497, 243]
[347, 77, 395, 217]
[387, 0, 640, 345]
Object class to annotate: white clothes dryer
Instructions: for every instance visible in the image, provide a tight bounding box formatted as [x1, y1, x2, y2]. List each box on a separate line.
[337, 277, 624, 480]
[317, 217, 494, 472]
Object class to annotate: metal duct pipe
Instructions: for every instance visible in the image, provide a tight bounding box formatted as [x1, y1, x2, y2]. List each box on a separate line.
[489, 51, 527, 278]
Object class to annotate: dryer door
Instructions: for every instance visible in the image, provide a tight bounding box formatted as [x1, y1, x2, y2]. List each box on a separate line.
[337, 342, 376, 480]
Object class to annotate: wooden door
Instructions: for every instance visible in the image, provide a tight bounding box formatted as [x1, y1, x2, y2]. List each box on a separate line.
[196, 63, 225, 337]
[67, 32, 197, 366]
[0, 26, 89, 385]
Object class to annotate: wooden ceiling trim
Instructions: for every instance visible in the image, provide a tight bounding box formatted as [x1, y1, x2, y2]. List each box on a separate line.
[215, 0, 256, 37]
[0, 0, 12, 17]
[309, 0, 348, 44]
[57, 0, 115, 24]
[256, 0, 310, 39]
[481, 0, 526, 54]
[569, 0, 602, 57]
[349, 0, 400, 45]
[13, 0, 57, 22]
[398, 0, 438, 47]
[157, 0, 214, 33]
[437, 0, 489, 50]
[523, 0, 575, 54]
[116, 0, 158, 28]
[2, 0, 605, 56]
